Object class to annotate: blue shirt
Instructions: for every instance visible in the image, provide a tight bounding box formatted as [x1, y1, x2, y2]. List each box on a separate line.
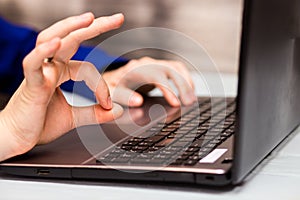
[0, 17, 128, 100]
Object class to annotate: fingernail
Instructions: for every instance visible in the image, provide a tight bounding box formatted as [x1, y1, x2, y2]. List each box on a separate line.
[190, 92, 197, 101]
[110, 13, 124, 20]
[184, 92, 197, 105]
[129, 95, 143, 106]
[171, 97, 181, 107]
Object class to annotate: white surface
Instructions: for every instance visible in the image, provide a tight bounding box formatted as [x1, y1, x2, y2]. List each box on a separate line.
[65, 72, 238, 106]
[1, 72, 300, 200]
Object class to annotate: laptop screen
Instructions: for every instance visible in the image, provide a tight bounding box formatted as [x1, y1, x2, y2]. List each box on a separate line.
[233, 0, 300, 183]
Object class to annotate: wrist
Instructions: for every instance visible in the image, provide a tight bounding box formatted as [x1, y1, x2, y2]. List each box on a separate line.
[0, 113, 31, 162]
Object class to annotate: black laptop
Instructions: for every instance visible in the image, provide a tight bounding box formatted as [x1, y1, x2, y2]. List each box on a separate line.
[1, 0, 300, 186]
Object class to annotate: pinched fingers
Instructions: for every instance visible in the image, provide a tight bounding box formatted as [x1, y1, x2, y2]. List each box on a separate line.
[72, 103, 123, 127]
[68, 61, 112, 110]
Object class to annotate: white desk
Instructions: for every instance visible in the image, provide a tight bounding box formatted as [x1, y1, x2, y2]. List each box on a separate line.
[1, 72, 300, 199]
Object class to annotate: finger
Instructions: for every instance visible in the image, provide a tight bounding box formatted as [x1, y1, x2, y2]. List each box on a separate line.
[56, 13, 124, 62]
[117, 60, 181, 107]
[68, 61, 112, 110]
[167, 69, 196, 105]
[153, 77, 181, 107]
[171, 61, 195, 90]
[72, 13, 124, 41]
[72, 103, 124, 127]
[23, 37, 61, 87]
[36, 12, 94, 45]
[111, 86, 144, 107]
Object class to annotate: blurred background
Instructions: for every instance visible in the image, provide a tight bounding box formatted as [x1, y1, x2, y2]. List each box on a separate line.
[0, 0, 242, 73]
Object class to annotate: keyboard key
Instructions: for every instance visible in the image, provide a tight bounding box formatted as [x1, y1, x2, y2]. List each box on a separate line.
[144, 136, 165, 143]
[184, 159, 198, 166]
[96, 98, 236, 166]
[155, 138, 175, 147]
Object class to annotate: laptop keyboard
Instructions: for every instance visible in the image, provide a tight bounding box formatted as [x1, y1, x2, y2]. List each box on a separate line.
[97, 98, 236, 166]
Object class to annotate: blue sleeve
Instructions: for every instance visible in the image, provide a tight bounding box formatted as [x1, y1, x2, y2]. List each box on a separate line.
[0, 17, 128, 99]
[0, 17, 37, 95]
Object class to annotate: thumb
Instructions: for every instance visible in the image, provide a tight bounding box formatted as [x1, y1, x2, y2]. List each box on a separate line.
[72, 103, 124, 127]
[111, 87, 144, 107]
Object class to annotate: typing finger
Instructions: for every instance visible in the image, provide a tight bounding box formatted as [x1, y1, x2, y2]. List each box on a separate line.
[170, 61, 195, 90]
[166, 67, 196, 105]
[153, 75, 181, 107]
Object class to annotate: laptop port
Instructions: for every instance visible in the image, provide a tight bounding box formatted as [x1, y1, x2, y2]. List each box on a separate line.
[222, 158, 233, 164]
[37, 169, 50, 176]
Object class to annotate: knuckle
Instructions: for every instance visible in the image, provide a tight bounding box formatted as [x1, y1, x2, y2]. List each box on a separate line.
[36, 31, 47, 44]
[22, 56, 30, 71]
[124, 59, 137, 70]
[82, 61, 97, 73]
[68, 32, 81, 44]
[128, 59, 137, 64]
[34, 45, 46, 57]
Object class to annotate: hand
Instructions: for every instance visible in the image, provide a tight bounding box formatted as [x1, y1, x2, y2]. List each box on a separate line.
[0, 13, 124, 161]
[103, 57, 196, 107]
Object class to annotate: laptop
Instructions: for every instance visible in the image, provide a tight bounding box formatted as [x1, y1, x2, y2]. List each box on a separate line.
[1, 0, 300, 186]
